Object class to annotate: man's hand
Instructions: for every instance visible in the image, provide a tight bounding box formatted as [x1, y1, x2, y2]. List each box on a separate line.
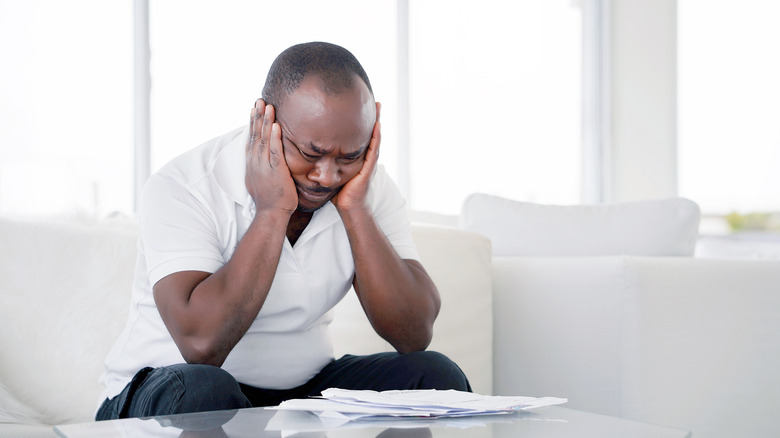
[332, 102, 381, 213]
[245, 99, 298, 215]
[332, 102, 440, 353]
[153, 100, 296, 367]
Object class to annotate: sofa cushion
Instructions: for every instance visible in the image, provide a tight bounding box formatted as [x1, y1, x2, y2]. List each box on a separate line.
[461, 194, 700, 256]
[0, 216, 137, 425]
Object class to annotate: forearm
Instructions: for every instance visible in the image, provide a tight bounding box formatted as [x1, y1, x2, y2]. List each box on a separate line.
[155, 209, 289, 366]
[340, 207, 440, 353]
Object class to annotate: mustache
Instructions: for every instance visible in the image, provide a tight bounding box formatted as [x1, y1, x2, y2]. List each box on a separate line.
[299, 184, 337, 194]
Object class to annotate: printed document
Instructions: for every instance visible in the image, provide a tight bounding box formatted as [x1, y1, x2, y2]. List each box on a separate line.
[271, 388, 567, 421]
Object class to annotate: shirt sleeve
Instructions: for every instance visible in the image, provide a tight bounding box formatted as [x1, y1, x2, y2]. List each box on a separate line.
[368, 166, 420, 261]
[139, 173, 226, 287]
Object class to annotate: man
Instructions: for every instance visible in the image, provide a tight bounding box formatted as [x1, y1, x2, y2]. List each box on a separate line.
[96, 42, 470, 420]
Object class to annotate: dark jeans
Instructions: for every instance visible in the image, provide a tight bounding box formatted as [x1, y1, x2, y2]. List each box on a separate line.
[96, 351, 471, 421]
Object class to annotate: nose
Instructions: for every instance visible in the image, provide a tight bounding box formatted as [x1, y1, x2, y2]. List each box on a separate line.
[309, 159, 341, 188]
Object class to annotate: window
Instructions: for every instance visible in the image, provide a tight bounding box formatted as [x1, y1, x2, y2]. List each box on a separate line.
[407, 0, 582, 214]
[1, 0, 583, 218]
[678, 0, 780, 219]
[0, 0, 133, 216]
[149, 0, 399, 176]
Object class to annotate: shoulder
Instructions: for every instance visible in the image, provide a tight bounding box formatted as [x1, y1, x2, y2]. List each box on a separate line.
[156, 125, 246, 187]
[366, 166, 419, 260]
[367, 165, 407, 214]
[140, 126, 248, 226]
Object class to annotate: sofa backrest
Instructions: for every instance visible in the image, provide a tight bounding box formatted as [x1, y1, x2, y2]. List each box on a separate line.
[461, 194, 701, 257]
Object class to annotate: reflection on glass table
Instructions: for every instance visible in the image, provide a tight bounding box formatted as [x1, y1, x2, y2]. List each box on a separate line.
[55, 406, 691, 438]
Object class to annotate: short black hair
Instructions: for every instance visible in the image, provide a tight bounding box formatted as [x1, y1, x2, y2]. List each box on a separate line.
[261, 42, 373, 108]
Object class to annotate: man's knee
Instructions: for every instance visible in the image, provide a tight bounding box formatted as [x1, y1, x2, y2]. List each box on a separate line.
[126, 364, 251, 417]
[168, 363, 238, 391]
[395, 351, 472, 392]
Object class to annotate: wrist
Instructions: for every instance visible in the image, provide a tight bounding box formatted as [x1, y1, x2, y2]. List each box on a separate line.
[337, 202, 372, 228]
[251, 206, 293, 230]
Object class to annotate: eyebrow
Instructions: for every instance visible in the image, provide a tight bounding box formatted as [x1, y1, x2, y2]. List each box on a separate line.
[280, 119, 367, 159]
[305, 141, 366, 159]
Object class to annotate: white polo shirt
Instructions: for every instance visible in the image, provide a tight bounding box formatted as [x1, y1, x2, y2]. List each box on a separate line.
[99, 125, 419, 402]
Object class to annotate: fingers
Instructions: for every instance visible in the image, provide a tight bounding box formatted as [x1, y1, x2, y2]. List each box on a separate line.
[259, 103, 275, 161]
[260, 104, 286, 169]
[247, 99, 279, 162]
[268, 122, 286, 169]
[360, 120, 381, 178]
[370, 120, 381, 156]
[368, 102, 381, 161]
[248, 99, 265, 153]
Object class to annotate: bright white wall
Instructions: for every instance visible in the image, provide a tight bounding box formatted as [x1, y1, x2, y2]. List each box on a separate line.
[607, 0, 678, 203]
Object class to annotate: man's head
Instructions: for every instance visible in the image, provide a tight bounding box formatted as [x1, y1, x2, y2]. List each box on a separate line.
[262, 42, 373, 109]
[262, 42, 377, 213]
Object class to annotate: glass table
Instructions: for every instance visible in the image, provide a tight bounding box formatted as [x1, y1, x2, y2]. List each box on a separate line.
[55, 406, 691, 438]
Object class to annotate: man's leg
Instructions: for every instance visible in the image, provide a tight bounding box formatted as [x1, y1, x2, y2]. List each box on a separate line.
[304, 351, 472, 396]
[96, 364, 252, 420]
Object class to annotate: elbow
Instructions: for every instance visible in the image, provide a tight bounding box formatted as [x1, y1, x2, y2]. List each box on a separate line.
[388, 323, 434, 354]
[395, 340, 431, 355]
[178, 337, 228, 367]
[380, 298, 439, 354]
[182, 353, 224, 368]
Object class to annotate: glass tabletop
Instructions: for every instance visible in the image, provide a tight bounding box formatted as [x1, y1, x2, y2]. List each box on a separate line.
[55, 406, 691, 438]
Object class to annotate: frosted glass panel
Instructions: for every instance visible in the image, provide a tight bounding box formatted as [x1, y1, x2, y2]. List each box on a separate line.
[149, 0, 398, 178]
[679, 0, 780, 214]
[0, 0, 133, 216]
[408, 0, 582, 214]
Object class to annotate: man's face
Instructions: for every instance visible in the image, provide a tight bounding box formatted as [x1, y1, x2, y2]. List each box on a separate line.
[275, 75, 376, 213]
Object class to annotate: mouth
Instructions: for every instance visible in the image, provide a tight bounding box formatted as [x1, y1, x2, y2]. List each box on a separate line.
[296, 184, 335, 205]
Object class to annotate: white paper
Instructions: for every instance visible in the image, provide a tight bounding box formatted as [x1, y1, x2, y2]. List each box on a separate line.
[270, 388, 567, 421]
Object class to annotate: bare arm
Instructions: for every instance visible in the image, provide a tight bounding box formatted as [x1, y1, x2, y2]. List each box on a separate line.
[342, 210, 440, 353]
[153, 101, 296, 367]
[334, 103, 440, 353]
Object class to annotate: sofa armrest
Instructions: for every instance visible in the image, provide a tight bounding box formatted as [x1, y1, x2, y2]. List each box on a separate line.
[331, 225, 493, 394]
[619, 257, 780, 438]
[492, 255, 780, 438]
[0, 216, 138, 425]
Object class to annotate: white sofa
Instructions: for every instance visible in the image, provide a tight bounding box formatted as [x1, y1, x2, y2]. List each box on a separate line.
[1, 205, 779, 438]
[492, 256, 780, 438]
[459, 194, 780, 438]
[0, 215, 493, 438]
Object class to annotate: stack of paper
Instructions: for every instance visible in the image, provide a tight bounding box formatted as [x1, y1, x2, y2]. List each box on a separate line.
[271, 388, 567, 421]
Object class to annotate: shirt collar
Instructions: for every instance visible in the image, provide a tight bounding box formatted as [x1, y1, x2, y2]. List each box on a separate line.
[213, 125, 251, 208]
[282, 201, 338, 249]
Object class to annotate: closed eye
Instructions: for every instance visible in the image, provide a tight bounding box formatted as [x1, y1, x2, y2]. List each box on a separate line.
[299, 148, 319, 161]
[339, 148, 367, 164]
[286, 140, 319, 161]
[338, 155, 362, 164]
[286, 137, 364, 163]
